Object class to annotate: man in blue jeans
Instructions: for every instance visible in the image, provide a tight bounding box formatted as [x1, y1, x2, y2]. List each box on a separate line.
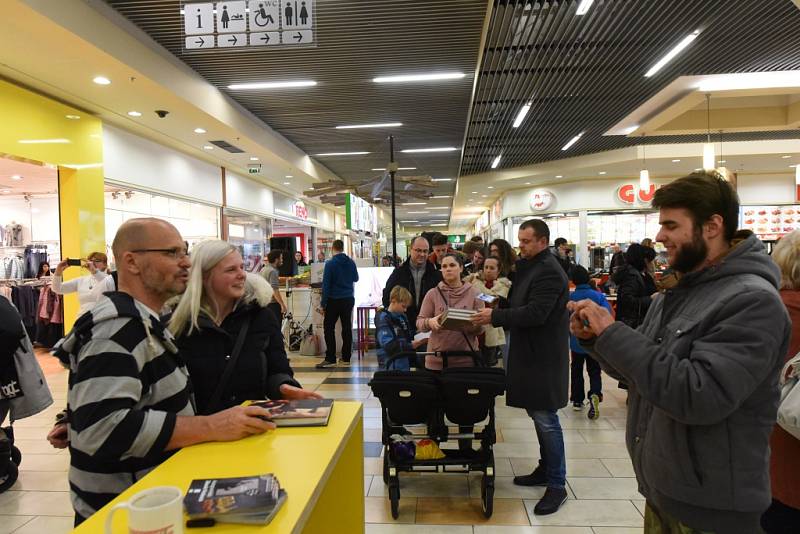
[316, 239, 359, 368]
[472, 219, 570, 515]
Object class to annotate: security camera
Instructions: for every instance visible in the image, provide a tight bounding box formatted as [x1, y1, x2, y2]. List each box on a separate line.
[155, 110, 170, 118]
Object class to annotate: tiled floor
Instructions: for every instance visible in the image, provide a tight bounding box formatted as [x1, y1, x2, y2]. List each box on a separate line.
[6, 350, 641, 534]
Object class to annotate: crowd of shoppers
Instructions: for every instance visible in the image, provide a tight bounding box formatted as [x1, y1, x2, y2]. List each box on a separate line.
[14, 168, 799, 529]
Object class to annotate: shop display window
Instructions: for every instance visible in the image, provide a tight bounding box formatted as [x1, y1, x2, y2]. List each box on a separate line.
[226, 211, 272, 273]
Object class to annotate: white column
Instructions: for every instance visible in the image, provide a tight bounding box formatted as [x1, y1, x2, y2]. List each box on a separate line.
[578, 210, 589, 267]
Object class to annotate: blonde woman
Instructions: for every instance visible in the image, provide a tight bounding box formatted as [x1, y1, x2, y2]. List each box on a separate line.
[168, 240, 320, 415]
[763, 230, 800, 532]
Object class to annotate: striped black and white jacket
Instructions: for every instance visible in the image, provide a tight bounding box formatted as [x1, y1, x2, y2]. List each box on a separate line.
[55, 292, 195, 521]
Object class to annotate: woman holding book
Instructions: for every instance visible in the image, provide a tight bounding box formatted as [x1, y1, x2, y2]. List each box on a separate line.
[168, 239, 321, 415]
[416, 253, 485, 371]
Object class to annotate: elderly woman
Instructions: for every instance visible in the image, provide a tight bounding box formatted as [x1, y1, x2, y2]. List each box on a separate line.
[762, 230, 800, 533]
[168, 239, 320, 415]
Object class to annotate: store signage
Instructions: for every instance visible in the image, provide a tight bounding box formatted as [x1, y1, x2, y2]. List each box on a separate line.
[183, 0, 315, 50]
[617, 183, 658, 205]
[292, 200, 308, 220]
[345, 193, 377, 233]
[447, 234, 466, 244]
[529, 189, 554, 211]
[247, 163, 262, 174]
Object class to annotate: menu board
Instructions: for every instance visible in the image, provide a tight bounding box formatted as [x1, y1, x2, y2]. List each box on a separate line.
[741, 205, 800, 238]
[585, 213, 659, 245]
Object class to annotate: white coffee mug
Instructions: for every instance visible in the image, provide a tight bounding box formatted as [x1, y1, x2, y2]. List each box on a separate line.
[104, 485, 184, 534]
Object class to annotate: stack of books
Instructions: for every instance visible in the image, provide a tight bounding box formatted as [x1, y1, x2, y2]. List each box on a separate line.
[439, 308, 477, 332]
[184, 474, 287, 525]
[248, 399, 334, 427]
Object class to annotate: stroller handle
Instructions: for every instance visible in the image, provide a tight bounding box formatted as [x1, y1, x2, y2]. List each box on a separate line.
[385, 350, 485, 368]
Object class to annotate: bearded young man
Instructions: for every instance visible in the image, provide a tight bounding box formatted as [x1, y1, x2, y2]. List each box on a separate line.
[568, 172, 790, 534]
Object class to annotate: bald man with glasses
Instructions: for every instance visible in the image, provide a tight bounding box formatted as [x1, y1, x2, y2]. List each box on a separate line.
[382, 235, 443, 331]
[54, 218, 275, 525]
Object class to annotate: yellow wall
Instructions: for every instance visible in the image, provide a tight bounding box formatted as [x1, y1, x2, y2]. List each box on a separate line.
[0, 79, 104, 330]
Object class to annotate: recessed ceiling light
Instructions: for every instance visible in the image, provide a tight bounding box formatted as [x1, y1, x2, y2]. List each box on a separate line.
[525, 182, 531, 185]
[228, 80, 317, 90]
[562, 132, 584, 151]
[283, 182, 291, 185]
[65, 115, 81, 120]
[781, 155, 792, 159]
[401, 147, 459, 153]
[481, 195, 488, 198]
[487, 186, 495, 189]
[598, 171, 607, 175]
[93, 76, 111, 85]
[373, 72, 465, 84]
[576, 0, 594, 15]
[512, 102, 532, 128]
[400, 220, 419, 223]
[285, 175, 293, 178]
[644, 30, 701, 78]
[430, 223, 448, 227]
[18, 138, 70, 144]
[672, 159, 681, 162]
[336, 122, 402, 129]
[491, 155, 502, 169]
[471, 191, 478, 194]
[314, 151, 370, 156]
[694, 168, 703, 171]
[718, 160, 726, 164]
[250, 157, 259, 161]
[194, 128, 207, 134]
[406, 211, 427, 214]
[555, 175, 563, 178]
[10, 175, 22, 181]
[127, 111, 142, 117]
[431, 178, 453, 182]
[402, 202, 427, 206]
[203, 145, 214, 150]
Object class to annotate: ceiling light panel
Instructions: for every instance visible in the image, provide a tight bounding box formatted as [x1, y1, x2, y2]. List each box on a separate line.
[401, 147, 459, 153]
[336, 122, 402, 129]
[561, 132, 584, 151]
[512, 102, 531, 128]
[373, 72, 465, 83]
[644, 30, 701, 78]
[228, 80, 317, 90]
[314, 151, 370, 156]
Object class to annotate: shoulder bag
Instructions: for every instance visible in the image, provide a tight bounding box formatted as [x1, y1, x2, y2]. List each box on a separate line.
[777, 350, 800, 440]
[206, 317, 251, 415]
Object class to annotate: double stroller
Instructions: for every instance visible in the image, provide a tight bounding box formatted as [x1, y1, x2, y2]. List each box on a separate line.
[368, 351, 506, 518]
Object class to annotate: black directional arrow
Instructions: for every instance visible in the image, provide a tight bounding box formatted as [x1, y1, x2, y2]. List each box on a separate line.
[195, 37, 205, 47]
[228, 35, 238, 45]
[294, 32, 303, 42]
[260, 34, 270, 43]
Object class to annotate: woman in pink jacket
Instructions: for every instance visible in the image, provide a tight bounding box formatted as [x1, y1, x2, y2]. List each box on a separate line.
[417, 253, 484, 370]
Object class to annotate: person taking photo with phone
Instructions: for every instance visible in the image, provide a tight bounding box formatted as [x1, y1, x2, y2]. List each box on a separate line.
[52, 252, 110, 317]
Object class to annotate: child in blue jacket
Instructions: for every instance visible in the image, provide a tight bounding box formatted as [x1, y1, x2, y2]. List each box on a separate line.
[569, 265, 613, 419]
[375, 287, 425, 370]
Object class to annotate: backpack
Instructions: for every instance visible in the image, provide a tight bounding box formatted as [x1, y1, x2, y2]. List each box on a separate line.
[777, 350, 800, 440]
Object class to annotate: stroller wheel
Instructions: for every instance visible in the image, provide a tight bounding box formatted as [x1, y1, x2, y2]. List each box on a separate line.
[10, 446, 20, 467]
[388, 481, 400, 519]
[0, 461, 18, 493]
[480, 476, 494, 518]
[382, 453, 389, 485]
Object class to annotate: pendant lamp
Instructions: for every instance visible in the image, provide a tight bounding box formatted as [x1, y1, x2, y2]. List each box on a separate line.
[702, 94, 715, 171]
[639, 137, 650, 191]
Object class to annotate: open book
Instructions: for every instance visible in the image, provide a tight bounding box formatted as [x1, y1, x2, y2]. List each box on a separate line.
[184, 474, 287, 525]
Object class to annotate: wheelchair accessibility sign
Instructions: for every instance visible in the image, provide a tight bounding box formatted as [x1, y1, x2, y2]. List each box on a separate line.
[183, 0, 315, 50]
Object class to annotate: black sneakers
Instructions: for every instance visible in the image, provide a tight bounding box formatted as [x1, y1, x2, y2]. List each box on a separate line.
[534, 486, 568, 515]
[315, 360, 337, 369]
[513, 464, 547, 487]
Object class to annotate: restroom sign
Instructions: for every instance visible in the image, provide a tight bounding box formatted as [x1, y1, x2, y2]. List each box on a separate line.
[183, 0, 315, 50]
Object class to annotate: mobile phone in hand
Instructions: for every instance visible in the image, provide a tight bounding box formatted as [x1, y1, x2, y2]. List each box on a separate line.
[477, 293, 498, 304]
[66, 258, 82, 267]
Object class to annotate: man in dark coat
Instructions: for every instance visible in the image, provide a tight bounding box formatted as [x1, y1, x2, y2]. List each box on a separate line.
[382, 236, 443, 328]
[472, 219, 570, 516]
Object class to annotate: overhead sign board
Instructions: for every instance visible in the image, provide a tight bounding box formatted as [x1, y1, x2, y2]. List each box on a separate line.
[529, 189, 554, 211]
[183, 0, 315, 50]
[616, 183, 658, 206]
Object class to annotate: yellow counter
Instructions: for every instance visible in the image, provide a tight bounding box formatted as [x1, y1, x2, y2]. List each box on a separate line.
[74, 401, 364, 533]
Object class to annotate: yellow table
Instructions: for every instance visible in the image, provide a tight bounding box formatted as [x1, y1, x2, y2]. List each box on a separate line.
[74, 401, 364, 534]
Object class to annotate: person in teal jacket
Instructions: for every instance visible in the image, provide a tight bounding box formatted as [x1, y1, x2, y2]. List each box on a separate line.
[568, 265, 611, 419]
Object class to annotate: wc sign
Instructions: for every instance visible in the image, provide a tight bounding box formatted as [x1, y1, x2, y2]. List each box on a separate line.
[617, 183, 659, 206]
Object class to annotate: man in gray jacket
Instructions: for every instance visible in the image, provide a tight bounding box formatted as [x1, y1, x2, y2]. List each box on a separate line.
[569, 172, 790, 534]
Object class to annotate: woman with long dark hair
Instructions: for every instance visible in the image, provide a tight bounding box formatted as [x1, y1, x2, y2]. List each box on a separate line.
[489, 239, 518, 280]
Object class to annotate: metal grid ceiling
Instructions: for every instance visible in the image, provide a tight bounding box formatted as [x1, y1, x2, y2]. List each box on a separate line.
[104, 0, 488, 193]
[463, 0, 800, 175]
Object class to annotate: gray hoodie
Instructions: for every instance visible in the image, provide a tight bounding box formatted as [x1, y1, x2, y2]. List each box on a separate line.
[584, 235, 791, 533]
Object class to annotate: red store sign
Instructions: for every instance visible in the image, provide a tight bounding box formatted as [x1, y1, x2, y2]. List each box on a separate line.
[617, 183, 659, 205]
[292, 200, 308, 220]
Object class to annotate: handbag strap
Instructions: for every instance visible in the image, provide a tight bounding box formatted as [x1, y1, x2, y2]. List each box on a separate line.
[207, 317, 251, 414]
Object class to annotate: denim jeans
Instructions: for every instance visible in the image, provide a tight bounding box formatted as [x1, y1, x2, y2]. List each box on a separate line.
[525, 408, 566, 489]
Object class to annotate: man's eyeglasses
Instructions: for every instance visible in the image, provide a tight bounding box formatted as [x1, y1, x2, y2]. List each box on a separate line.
[411, 248, 429, 254]
[131, 248, 189, 260]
